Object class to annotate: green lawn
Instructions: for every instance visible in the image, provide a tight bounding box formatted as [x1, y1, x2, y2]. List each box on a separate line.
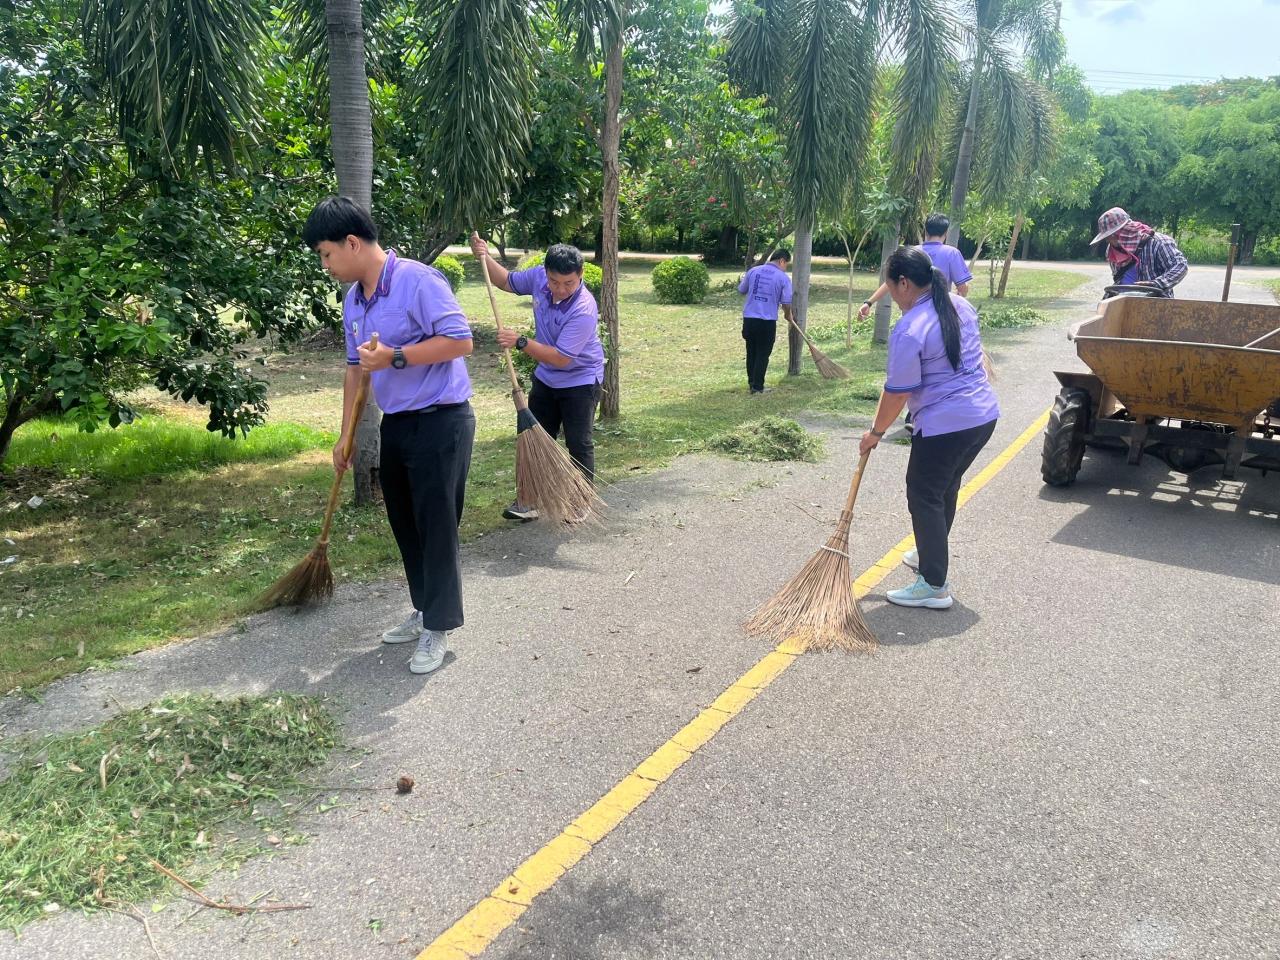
[0, 259, 1085, 693]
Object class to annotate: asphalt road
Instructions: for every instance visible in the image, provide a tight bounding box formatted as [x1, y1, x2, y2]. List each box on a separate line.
[2, 267, 1276, 959]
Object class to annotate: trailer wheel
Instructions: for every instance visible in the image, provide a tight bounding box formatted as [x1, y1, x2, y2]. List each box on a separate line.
[1041, 387, 1090, 486]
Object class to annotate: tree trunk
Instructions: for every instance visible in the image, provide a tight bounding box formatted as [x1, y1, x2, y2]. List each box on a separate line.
[1241, 229, 1258, 265]
[843, 228, 872, 347]
[598, 34, 623, 419]
[996, 211, 1025, 299]
[326, 0, 380, 506]
[788, 216, 813, 375]
[968, 234, 988, 271]
[873, 227, 899, 344]
[946, 61, 983, 247]
[1021, 228, 1030, 260]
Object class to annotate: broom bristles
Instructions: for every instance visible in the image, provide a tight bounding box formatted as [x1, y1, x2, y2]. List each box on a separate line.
[254, 543, 333, 610]
[809, 342, 851, 380]
[516, 422, 605, 526]
[743, 511, 876, 653]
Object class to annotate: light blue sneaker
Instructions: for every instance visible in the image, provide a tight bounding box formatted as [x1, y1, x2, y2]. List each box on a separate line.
[886, 575, 953, 609]
[902, 549, 919, 571]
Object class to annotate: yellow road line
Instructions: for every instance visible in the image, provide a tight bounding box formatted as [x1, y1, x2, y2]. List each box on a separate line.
[416, 409, 1050, 959]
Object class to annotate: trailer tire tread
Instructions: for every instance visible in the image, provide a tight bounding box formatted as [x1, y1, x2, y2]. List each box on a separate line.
[1042, 387, 1090, 486]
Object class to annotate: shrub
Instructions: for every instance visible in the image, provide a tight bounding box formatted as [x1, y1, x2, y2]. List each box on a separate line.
[979, 304, 1047, 329]
[515, 251, 603, 298]
[706, 417, 823, 462]
[433, 254, 465, 291]
[651, 256, 710, 304]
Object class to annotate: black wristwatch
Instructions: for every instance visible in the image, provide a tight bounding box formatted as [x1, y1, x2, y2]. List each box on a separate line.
[391, 346, 407, 369]
[870, 427, 886, 438]
[515, 335, 529, 351]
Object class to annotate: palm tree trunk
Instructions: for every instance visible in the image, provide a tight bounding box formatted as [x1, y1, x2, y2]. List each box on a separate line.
[872, 226, 899, 344]
[996, 211, 1025, 299]
[788, 216, 813, 376]
[326, 0, 380, 506]
[946, 61, 983, 247]
[598, 34, 623, 419]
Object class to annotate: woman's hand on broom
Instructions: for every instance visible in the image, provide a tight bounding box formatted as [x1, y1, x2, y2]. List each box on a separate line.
[333, 436, 353, 474]
[496, 328, 522, 350]
[859, 430, 881, 456]
[469, 232, 490, 260]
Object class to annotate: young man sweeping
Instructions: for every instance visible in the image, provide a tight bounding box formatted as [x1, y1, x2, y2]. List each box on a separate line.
[858, 213, 971, 320]
[737, 248, 794, 394]
[304, 197, 475, 675]
[469, 234, 605, 521]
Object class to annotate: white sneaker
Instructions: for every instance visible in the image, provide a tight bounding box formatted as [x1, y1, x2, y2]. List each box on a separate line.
[381, 611, 422, 645]
[410, 630, 448, 674]
[886, 575, 954, 609]
[902, 549, 919, 571]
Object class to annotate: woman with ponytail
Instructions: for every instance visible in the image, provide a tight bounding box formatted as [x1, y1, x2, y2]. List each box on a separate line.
[858, 246, 999, 609]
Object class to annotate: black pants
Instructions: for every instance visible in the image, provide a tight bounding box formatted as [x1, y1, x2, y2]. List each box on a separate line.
[528, 375, 601, 481]
[379, 403, 475, 631]
[906, 419, 997, 589]
[741, 317, 777, 392]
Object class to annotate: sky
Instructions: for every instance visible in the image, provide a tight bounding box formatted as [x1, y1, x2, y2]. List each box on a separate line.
[1061, 0, 1280, 92]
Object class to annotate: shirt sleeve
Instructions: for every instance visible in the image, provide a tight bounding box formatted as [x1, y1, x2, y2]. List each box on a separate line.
[779, 274, 793, 305]
[343, 295, 360, 365]
[1146, 235, 1188, 294]
[550, 302, 600, 360]
[412, 269, 472, 341]
[508, 265, 542, 298]
[738, 269, 751, 294]
[950, 249, 974, 286]
[884, 329, 923, 393]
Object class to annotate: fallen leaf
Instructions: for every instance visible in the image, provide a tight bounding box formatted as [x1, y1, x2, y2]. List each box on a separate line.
[685, 666, 702, 674]
[226, 772, 246, 783]
[396, 775, 415, 794]
[266, 835, 282, 846]
[66, 762, 84, 773]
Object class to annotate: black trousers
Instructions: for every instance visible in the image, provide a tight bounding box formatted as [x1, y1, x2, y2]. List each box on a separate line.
[379, 403, 475, 631]
[906, 419, 997, 589]
[741, 317, 777, 392]
[528, 375, 601, 481]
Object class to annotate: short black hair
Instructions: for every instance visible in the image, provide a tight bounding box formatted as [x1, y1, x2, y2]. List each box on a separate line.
[924, 213, 949, 238]
[302, 196, 379, 249]
[768, 248, 791, 263]
[544, 243, 584, 275]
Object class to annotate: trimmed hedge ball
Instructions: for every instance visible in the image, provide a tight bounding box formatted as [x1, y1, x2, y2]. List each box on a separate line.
[433, 254, 465, 292]
[651, 256, 710, 304]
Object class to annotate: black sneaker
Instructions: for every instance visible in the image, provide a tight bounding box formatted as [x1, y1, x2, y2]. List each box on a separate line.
[502, 502, 539, 521]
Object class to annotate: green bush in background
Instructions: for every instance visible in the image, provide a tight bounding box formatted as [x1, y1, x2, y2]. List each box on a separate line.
[433, 254, 465, 291]
[651, 256, 710, 304]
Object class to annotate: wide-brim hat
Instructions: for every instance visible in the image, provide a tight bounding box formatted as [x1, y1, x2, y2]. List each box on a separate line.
[1091, 207, 1131, 245]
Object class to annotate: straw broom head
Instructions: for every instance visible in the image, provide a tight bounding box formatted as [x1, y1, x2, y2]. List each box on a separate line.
[254, 541, 334, 610]
[514, 400, 605, 526]
[807, 341, 851, 380]
[743, 451, 877, 653]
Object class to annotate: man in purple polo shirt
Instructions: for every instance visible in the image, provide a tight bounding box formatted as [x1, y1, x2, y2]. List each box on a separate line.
[304, 196, 475, 676]
[736, 248, 794, 394]
[859, 213, 972, 320]
[470, 233, 605, 522]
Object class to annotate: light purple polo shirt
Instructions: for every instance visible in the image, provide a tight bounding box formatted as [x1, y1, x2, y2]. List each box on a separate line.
[738, 262, 793, 321]
[343, 251, 473, 414]
[507, 265, 605, 389]
[920, 240, 973, 290]
[885, 293, 999, 437]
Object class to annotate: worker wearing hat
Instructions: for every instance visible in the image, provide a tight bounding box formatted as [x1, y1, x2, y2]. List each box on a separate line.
[1092, 207, 1188, 297]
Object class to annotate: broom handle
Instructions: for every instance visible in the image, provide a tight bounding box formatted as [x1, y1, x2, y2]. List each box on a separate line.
[1243, 324, 1280, 349]
[475, 237, 523, 394]
[842, 451, 871, 514]
[318, 332, 378, 545]
[785, 315, 816, 347]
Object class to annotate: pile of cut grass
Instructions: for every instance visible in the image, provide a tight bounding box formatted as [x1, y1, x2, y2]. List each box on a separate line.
[706, 416, 824, 463]
[0, 694, 337, 930]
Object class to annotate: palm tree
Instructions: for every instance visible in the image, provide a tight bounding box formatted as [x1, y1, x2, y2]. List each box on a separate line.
[944, 0, 1061, 245]
[727, 0, 954, 372]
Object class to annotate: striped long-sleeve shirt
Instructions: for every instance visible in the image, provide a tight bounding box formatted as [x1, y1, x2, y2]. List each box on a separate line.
[1114, 231, 1189, 297]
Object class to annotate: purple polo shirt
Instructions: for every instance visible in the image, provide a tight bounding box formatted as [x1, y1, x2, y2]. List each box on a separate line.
[919, 240, 973, 290]
[507, 265, 606, 389]
[885, 293, 999, 437]
[343, 251, 473, 414]
[738, 262, 793, 321]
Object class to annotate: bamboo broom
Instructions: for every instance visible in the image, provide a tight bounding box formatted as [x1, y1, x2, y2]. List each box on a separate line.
[255, 333, 378, 610]
[786, 316, 850, 380]
[744, 451, 876, 652]
[476, 243, 604, 526]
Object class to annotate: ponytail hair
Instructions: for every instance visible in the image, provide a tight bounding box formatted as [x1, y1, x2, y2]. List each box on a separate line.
[885, 246, 962, 370]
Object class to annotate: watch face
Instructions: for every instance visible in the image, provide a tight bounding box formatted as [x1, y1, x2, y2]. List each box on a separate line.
[392, 349, 406, 369]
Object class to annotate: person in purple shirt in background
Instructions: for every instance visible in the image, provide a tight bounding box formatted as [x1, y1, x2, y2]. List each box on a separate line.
[859, 246, 999, 611]
[470, 233, 606, 521]
[303, 197, 475, 676]
[858, 213, 972, 320]
[737, 248, 794, 394]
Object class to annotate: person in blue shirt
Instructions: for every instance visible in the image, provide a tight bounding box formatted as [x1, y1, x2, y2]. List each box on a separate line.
[737, 249, 794, 394]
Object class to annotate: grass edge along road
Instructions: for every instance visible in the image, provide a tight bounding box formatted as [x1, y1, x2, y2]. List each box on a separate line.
[415, 409, 1052, 960]
[0, 263, 1084, 694]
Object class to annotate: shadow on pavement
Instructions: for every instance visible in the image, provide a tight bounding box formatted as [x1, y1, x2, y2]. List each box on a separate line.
[491, 875, 674, 960]
[1038, 451, 1280, 586]
[866, 599, 981, 647]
